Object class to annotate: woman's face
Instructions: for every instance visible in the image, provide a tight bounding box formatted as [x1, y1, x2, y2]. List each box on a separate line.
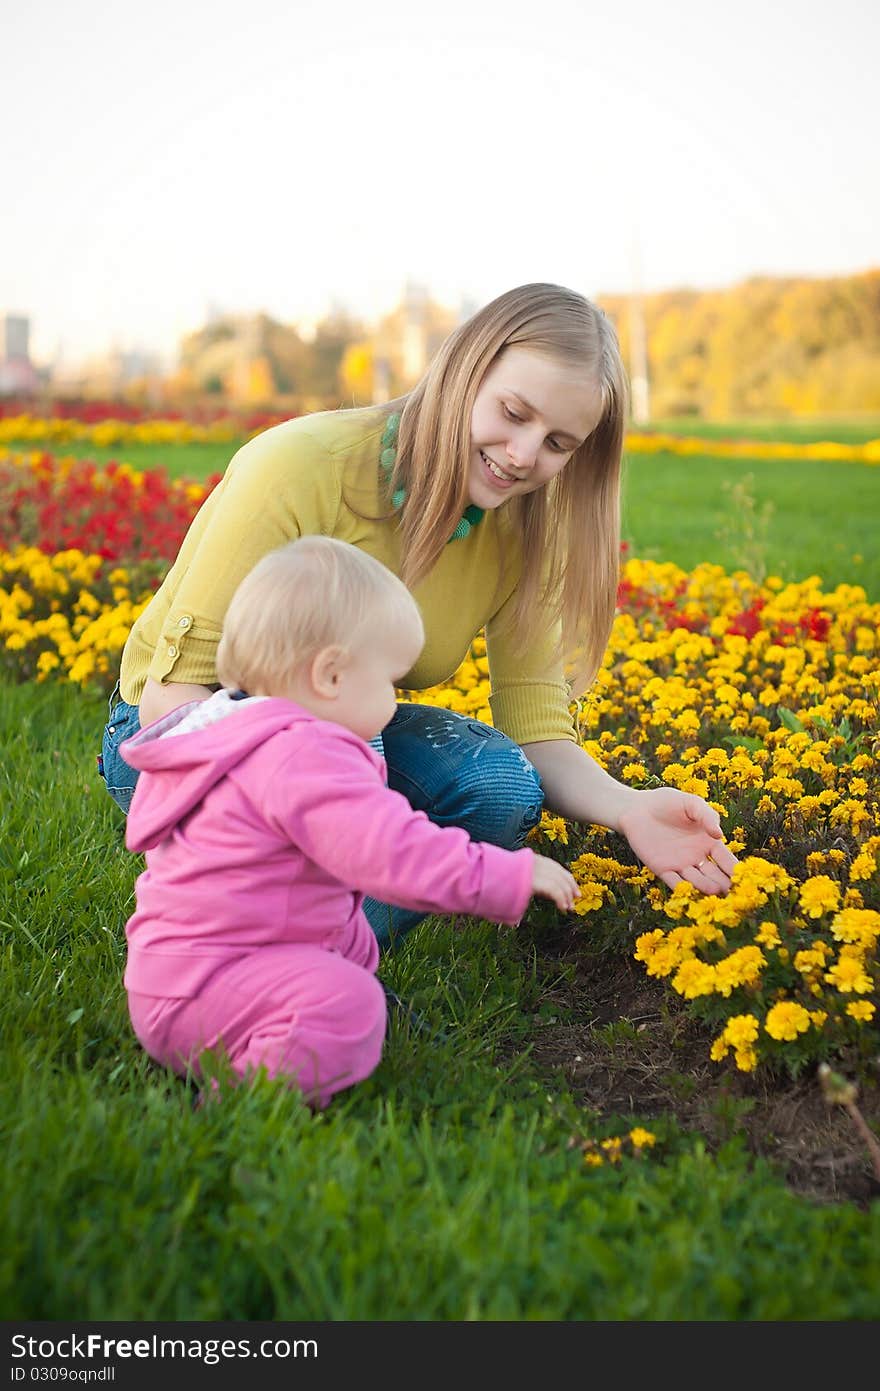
[468, 347, 604, 510]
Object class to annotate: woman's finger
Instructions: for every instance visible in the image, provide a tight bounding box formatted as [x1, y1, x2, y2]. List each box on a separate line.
[660, 869, 683, 890]
[705, 841, 739, 876]
[681, 861, 731, 896]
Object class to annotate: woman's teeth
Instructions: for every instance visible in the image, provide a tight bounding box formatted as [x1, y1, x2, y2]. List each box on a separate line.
[481, 450, 515, 482]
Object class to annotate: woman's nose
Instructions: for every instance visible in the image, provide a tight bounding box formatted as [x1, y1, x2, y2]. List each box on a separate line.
[506, 432, 538, 470]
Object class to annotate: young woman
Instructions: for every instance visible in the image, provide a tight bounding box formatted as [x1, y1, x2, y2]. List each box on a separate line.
[101, 282, 736, 947]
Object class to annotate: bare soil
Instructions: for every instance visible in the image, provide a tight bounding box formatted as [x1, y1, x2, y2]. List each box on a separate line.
[524, 929, 880, 1209]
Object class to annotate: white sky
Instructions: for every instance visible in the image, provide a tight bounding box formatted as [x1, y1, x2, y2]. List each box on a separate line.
[3, 0, 878, 365]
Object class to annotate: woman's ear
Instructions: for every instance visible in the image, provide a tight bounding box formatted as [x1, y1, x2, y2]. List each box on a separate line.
[309, 644, 348, 699]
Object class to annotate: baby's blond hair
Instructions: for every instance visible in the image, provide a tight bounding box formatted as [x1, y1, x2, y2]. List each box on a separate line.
[216, 536, 423, 694]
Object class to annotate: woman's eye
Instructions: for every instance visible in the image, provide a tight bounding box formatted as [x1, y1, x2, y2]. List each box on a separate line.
[502, 405, 522, 422]
[548, 438, 566, 452]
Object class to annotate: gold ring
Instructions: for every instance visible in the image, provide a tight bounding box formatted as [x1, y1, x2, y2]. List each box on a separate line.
[696, 858, 707, 871]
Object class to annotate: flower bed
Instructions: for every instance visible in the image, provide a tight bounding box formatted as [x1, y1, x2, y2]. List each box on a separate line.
[0, 451, 219, 563]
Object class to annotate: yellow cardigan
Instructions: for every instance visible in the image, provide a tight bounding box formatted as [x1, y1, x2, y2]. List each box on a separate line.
[119, 406, 577, 744]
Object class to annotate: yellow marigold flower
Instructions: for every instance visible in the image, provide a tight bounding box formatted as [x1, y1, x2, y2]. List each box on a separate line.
[755, 921, 781, 948]
[798, 876, 842, 918]
[717, 945, 767, 994]
[573, 881, 607, 915]
[629, 1128, 656, 1149]
[824, 957, 873, 994]
[622, 762, 648, 782]
[755, 796, 777, 816]
[733, 857, 793, 894]
[583, 1151, 604, 1167]
[661, 884, 700, 923]
[530, 812, 569, 845]
[723, 1014, 760, 1048]
[846, 1001, 876, 1023]
[600, 1137, 623, 1162]
[764, 1000, 812, 1041]
[765, 775, 806, 798]
[734, 1046, 759, 1073]
[36, 650, 60, 676]
[809, 1010, 828, 1028]
[672, 958, 717, 999]
[710, 1035, 729, 1062]
[830, 908, 880, 946]
[793, 949, 826, 975]
[848, 852, 876, 882]
[672, 710, 701, 736]
[830, 799, 872, 835]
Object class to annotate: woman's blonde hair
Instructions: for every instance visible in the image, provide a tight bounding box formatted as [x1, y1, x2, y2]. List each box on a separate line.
[384, 282, 627, 694]
[216, 536, 423, 694]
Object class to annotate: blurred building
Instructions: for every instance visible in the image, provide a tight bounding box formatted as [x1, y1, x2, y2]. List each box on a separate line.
[51, 344, 165, 401]
[0, 314, 42, 396]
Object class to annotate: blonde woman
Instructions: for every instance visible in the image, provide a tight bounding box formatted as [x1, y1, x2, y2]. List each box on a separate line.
[101, 283, 736, 949]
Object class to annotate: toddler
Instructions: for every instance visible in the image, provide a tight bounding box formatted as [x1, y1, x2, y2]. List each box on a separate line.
[120, 536, 579, 1107]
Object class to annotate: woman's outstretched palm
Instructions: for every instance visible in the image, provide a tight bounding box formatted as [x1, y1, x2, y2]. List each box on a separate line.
[618, 788, 738, 894]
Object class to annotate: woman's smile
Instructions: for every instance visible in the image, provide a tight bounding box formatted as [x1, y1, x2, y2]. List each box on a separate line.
[479, 449, 521, 487]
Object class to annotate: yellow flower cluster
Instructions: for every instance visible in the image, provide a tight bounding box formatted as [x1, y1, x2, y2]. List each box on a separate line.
[0, 418, 245, 447]
[581, 1127, 657, 1167]
[625, 432, 880, 465]
[635, 857, 877, 1071]
[1, 547, 153, 689]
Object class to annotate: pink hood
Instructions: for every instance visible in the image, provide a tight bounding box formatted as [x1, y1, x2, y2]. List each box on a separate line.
[122, 698, 366, 851]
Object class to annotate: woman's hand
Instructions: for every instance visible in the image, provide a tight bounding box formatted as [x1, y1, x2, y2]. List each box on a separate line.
[530, 854, 581, 911]
[617, 788, 738, 895]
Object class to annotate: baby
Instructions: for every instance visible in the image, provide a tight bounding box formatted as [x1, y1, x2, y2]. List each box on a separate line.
[120, 536, 578, 1107]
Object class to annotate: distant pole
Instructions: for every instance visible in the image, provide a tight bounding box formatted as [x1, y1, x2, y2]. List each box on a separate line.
[629, 237, 650, 424]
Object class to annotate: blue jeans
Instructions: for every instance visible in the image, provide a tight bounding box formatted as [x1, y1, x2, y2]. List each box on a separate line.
[99, 694, 544, 949]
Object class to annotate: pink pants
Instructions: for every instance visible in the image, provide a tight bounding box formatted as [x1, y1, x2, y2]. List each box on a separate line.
[127, 945, 387, 1109]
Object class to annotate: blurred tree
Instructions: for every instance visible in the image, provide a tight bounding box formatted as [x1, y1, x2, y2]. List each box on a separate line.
[600, 268, 880, 418]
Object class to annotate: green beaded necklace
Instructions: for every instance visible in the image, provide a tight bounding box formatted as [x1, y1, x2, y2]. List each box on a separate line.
[380, 412, 485, 542]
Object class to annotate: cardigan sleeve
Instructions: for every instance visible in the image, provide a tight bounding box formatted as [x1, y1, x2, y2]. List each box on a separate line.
[139, 422, 343, 688]
[484, 585, 578, 745]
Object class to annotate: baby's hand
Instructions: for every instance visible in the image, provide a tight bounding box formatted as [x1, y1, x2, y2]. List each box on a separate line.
[530, 853, 580, 912]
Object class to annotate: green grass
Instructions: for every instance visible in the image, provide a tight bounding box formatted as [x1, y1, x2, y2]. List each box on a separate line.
[647, 417, 880, 444]
[2, 680, 879, 1320]
[5, 439, 237, 480]
[621, 452, 880, 598]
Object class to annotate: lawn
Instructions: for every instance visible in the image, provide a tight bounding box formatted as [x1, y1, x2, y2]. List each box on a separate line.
[621, 452, 879, 597]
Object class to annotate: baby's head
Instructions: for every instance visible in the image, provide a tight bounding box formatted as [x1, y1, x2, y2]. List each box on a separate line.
[216, 537, 425, 741]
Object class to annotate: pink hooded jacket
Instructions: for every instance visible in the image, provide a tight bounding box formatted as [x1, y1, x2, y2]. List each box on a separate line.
[121, 698, 534, 1000]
